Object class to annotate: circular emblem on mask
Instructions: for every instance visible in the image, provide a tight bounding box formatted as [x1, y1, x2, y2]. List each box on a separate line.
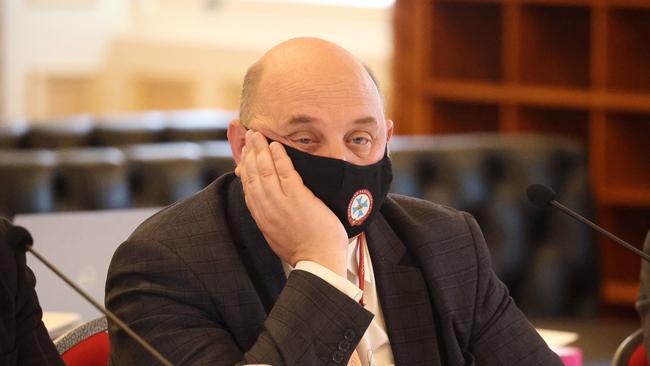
[348, 189, 374, 226]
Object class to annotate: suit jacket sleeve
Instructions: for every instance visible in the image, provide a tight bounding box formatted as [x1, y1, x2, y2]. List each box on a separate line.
[0, 218, 64, 366]
[463, 213, 563, 365]
[105, 238, 374, 366]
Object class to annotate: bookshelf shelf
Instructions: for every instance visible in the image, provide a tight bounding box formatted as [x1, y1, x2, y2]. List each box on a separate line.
[427, 80, 650, 112]
[600, 189, 650, 207]
[394, 0, 650, 308]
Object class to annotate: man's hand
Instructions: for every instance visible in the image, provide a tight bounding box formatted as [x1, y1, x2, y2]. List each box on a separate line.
[235, 130, 348, 277]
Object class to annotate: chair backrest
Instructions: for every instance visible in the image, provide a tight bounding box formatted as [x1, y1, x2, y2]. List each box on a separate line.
[388, 133, 597, 317]
[56, 147, 131, 210]
[613, 329, 649, 366]
[54, 317, 110, 366]
[0, 149, 57, 216]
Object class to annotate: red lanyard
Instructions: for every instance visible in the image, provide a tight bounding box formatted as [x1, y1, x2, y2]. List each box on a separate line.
[358, 232, 366, 306]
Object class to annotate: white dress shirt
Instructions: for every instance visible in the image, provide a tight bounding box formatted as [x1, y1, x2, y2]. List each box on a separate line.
[282, 235, 395, 366]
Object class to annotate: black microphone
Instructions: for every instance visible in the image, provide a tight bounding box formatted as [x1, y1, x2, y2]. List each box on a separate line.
[7, 225, 174, 366]
[526, 183, 650, 263]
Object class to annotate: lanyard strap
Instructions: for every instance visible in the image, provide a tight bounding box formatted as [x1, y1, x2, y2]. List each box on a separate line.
[358, 232, 366, 306]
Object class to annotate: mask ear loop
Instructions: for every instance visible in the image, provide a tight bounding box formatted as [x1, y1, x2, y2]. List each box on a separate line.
[357, 232, 366, 307]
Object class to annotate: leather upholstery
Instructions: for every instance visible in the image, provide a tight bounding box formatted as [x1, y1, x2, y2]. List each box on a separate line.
[0, 113, 597, 316]
[388, 134, 597, 317]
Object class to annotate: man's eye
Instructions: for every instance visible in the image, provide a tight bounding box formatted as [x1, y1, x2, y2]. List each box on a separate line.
[351, 137, 370, 145]
[297, 137, 313, 145]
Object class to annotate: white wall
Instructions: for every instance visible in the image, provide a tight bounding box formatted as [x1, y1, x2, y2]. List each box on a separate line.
[124, 0, 392, 60]
[1, 0, 5, 116]
[2, 0, 393, 120]
[2, 0, 128, 120]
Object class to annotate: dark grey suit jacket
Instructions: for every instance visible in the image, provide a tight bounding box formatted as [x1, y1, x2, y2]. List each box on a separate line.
[0, 218, 64, 366]
[105, 173, 561, 365]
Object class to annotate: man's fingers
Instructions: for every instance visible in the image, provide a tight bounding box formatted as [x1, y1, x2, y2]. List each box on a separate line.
[239, 144, 261, 214]
[269, 142, 306, 198]
[241, 132, 285, 227]
[250, 132, 285, 199]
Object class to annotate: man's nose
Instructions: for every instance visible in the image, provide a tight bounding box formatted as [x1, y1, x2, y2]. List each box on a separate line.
[322, 142, 346, 161]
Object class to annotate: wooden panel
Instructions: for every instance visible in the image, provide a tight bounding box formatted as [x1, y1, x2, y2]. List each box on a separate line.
[605, 0, 650, 10]
[431, 2, 502, 81]
[131, 76, 196, 111]
[519, 5, 591, 88]
[391, 0, 416, 132]
[520, 0, 594, 4]
[427, 79, 650, 112]
[590, 110, 607, 197]
[432, 101, 500, 134]
[393, 0, 650, 309]
[26, 74, 97, 118]
[511, 106, 590, 141]
[591, 4, 607, 89]
[411, 1, 435, 135]
[392, 0, 433, 134]
[428, 80, 592, 106]
[601, 188, 650, 207]
[601, 280, 640, 306]
[606, 8, 650, 92]
[100, 40, 261, 114]
[598, 206, 650, 305]
[437, 0, 596, 5]
[600, 112, 650, 195]
[502, 3, 521, 83]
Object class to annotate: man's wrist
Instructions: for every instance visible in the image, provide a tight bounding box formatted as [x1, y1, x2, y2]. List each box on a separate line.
[292, 251, 347, 277]
[294, 261, 362, 302]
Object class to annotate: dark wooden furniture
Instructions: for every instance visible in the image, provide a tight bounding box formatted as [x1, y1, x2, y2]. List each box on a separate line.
[393, 0, 650, 308]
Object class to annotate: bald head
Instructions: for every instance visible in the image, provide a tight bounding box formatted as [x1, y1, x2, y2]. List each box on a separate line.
[239, 37, 382, 127]
[229, 37, 393, 166]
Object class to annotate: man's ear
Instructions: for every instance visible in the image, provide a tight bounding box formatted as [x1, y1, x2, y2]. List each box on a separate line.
[386, 119, 394, 142]
[227, 119, 247, 164]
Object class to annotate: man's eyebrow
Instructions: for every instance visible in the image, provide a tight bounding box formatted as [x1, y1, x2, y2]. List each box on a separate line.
[354, 116, 378, 126]
[288, 115, 319, 125]
[286, 115, 378, 126]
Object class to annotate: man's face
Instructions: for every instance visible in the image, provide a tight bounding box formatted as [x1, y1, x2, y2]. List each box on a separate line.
[245, 64, 393, 166]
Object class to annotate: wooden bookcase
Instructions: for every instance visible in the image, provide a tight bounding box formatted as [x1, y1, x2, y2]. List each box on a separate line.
[393, 0, 650, 308]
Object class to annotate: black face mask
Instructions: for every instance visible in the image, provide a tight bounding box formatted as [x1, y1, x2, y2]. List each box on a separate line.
[280, 142, 393, 238]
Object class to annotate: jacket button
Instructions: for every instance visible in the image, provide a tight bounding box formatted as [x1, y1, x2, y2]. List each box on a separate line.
[332, 350, 345, 363]
[338, 340, 350, 352]
[344, 329, 355, 341]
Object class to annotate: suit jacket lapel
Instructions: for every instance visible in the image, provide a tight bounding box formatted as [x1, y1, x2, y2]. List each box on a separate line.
[225, 177, 442, 364]
[366, 213, 442, 366]
[225, 179, 286, 314]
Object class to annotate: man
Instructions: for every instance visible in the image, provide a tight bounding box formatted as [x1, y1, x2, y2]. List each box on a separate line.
[0, 217, 64, 366]
[106, 38, 561, 365]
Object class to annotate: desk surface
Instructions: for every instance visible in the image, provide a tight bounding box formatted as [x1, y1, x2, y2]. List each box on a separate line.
[43, 311, 81, 339]
[532, 317, 640, 366]
[16, 207, 160, 322]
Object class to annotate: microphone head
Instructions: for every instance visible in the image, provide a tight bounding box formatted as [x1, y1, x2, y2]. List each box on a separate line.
[7, 225, 33, 252]
[527, 184, 557, 208]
